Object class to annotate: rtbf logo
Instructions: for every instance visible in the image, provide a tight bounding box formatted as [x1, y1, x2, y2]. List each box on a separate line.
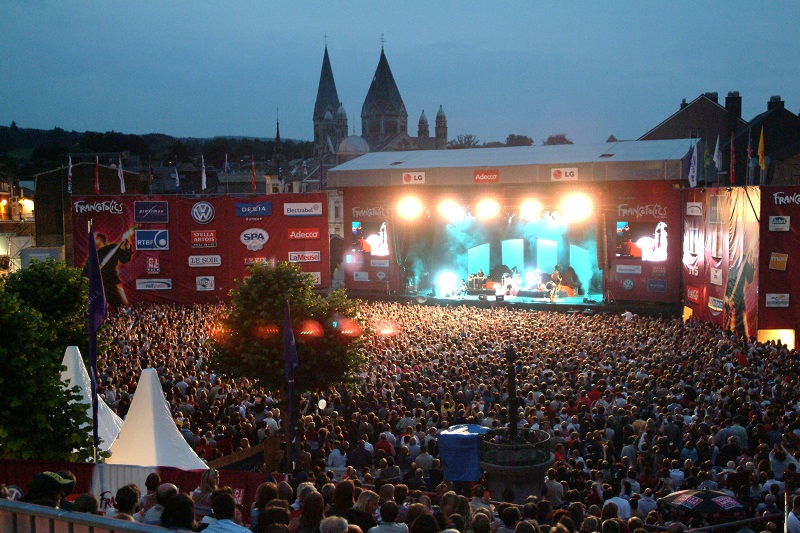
[240, 228, 269, 251]
[288, 228, 320, 240]
[192, 202, 215, 224]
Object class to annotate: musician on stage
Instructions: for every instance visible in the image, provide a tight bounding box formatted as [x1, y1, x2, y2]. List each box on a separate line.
[93, 231, 134, 307]
[476, 268, 484, 278]
[547, 265, 562, 301]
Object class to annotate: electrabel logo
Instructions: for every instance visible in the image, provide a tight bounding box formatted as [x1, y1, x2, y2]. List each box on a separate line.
[135, 230, 169, 251]
[288, 251, 321, 263]
[240, 228, 269, 251]
[288, 228, 320, 240]
[191, 201, 215, 224]
[284, 202, 322, 216]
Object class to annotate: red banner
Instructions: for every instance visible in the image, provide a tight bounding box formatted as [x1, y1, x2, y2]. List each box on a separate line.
[72, 194, 329, 306]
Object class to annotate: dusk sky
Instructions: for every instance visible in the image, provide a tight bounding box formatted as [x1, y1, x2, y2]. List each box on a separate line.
[2, 1, 799, 145]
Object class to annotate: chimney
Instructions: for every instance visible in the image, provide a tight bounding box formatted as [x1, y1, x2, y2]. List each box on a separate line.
[704, 92, 719, 104]
[680, 98, 688, 110]
[768, 95, 784, 111]
[725, 91, 742, 120]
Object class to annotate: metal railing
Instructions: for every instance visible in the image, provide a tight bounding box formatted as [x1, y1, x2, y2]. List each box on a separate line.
[0, 498, 170, 533]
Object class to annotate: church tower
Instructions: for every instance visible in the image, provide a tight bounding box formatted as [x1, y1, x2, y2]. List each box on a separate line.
[361, 47, 408, 150]
[418, 110, 429, 139]
[435, 105, 448, 149]
[313, 46, 347, 159]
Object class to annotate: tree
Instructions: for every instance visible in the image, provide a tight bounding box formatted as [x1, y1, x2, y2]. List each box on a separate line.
[542, 133, 573, 146]
[211, 262, 364, 394]
[448, 134, 480, 149]
[0, 285, 93, 461]
[3, 259, 88, 349]
[505, 134, 534, 147]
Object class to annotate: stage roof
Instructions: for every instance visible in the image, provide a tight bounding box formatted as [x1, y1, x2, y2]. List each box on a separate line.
[328, 138, 697, 188]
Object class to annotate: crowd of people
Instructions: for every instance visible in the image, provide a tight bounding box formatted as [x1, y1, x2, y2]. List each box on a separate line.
[6, 300, 800, 533]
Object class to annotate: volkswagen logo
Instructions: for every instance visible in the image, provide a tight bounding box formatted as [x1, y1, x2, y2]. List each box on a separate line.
[192, 202, 215, 224]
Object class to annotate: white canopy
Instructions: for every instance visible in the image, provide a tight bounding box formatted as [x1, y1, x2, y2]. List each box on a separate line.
[60, 346, 123, 452]
[107, 368, 207, 470]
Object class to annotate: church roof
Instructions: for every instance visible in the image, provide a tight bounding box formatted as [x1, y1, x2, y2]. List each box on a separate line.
[314, 46, 341, 119]
[361, 48, 406, 116]
[338, 135, 370, 155]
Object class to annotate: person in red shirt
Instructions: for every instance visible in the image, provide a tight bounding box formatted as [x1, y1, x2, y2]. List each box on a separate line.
[375, 433, 396, 457]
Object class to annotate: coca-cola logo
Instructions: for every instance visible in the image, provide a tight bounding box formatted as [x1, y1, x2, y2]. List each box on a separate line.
[352, 206, 388, 219]
[617, 203, 668, 219]
[686, 287, 700, 303]
[774, 192, 800, 205]
[74, 200, 124, 214]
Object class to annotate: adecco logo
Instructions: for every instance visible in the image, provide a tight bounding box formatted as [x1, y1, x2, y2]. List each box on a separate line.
[288, 228, 320, 240]
[240, 228, 269, 251]
[191, 201, 215, 224]
[473, 170, 499, 183]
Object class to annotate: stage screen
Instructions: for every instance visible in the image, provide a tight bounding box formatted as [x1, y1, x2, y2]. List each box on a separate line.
[615, 221, 668, 262]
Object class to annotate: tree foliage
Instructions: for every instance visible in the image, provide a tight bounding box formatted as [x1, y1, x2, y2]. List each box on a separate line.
[210, 262, 365, 394]
[505, 134, 534, 147]
[448, 134, 480, 149]
[542, 133, 574, 146]
[0, 282, 93, 461]
[3, 259, 88, 349]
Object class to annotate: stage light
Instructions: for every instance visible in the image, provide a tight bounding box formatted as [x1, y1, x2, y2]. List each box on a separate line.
[475, 198, 501, 220]
[561, 193, 593, 221]
[299, 319, 324, 338]
[397, 196, 423, 220]
[437, 200, 465, 222]
[436, 271, 458, 296]
[519, 199, 543, 221]
[525, 270, 538, 287]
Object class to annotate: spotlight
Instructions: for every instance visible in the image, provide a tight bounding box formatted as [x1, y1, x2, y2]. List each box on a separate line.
[437, 200, 465, 222]
[436, 272, 458, 296]
[561, 193, 593, 222]
[519, 199, 543, 221]
[475, 198, 501, 220]
[397, 196, 423, 220]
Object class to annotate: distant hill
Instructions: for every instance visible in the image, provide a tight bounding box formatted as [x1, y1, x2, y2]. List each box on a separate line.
[0, 122, 312, 180]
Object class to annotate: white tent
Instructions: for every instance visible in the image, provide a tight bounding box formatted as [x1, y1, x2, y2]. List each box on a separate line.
[60, 346, 123, 452]
[107, 368, 207, 470]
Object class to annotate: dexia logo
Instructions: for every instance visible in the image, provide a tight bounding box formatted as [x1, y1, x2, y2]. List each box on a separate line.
[288, 228, 320, 240]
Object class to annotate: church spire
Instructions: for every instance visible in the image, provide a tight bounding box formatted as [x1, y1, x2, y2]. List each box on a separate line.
[361, 47, 407, 148]
[314, 45, 341, 120]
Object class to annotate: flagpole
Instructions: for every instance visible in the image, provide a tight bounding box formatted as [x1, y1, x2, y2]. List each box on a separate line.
[87, 221, 108, 462]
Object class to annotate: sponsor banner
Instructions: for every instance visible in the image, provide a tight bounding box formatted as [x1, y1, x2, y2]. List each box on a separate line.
[353, 271, 370, 282]
[402, 172, 426, 185]
[773, 191, 800, 206]
[616, 264, 642, 275]
[708, 296, 724, 312]
[769, 215, 791, 231]
[769, 253, 788, 271]
[134, 201, 169, 223]
[196, 276, 215, 291]
[765, 293, 790, 308]
[651, 266, 667, 278]
[284, 202, 323, 216]
[136, 278, 172, 290]
[288, 251, 321, 263]
[191, 230, 217, 248]
[191, 201, 215, 224]
[686, 202, 703, 216]
[710, 268, 723, 286]
[550, 168, 578, 181]
[74, 199, 124, 215]
[310, 272, 322, 285]
[188, 255, 222, 267]
[240, 228, 269, 251]
[622, 279, 634, 290]
[371, 259, 390, 268]
[686, 286, 701, 304]
[288, 228, 320, 240]
[474, 169, 499, 183]
[617, 203, 668, 219]
[235, 201, 272, 218]
[146, 257, 160, 275]
[376, 271, 387, 280]
[135, 229, 169, 251]
[352, 206, 388, 219]
[647, 279, 667, 292]
[244, 257, 268, 266]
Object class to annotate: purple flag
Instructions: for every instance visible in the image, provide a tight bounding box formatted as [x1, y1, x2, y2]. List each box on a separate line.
[283, 300, 298, 377]
[87, 223, 107, 450]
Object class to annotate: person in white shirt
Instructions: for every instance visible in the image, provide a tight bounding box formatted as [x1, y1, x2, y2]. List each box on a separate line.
[203, 491, 250, 532]
[327, 441, 347, 468]
[787, 495, 800, 533]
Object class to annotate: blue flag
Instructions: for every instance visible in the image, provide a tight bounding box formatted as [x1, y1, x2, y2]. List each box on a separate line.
[87, 223, 107, 451]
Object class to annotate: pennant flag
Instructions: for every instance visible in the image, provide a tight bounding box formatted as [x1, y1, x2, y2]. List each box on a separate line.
[87, 222, 108, 450]
[224, 153, 232, 174]
[758, 126, 766, 169]
[278, 160, 284, 193]
[703, 140, 711, 182]
[251, 156, 257, 192]
[67, 156, 73, 195]
[174, 166, 180, 190]
[94, 156, 100, 194]
[747, 128, 753, 161]
[201, 155, 207, 191]
[729, 131, 736, 185]
[712, 136, 722, 172]
[118, 157, 126, 194]
[149, 164, 155, 185]
[687, 143, 698, 188]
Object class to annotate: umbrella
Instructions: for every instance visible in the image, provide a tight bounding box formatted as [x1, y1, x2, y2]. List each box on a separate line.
[658, 489, 746, 516]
